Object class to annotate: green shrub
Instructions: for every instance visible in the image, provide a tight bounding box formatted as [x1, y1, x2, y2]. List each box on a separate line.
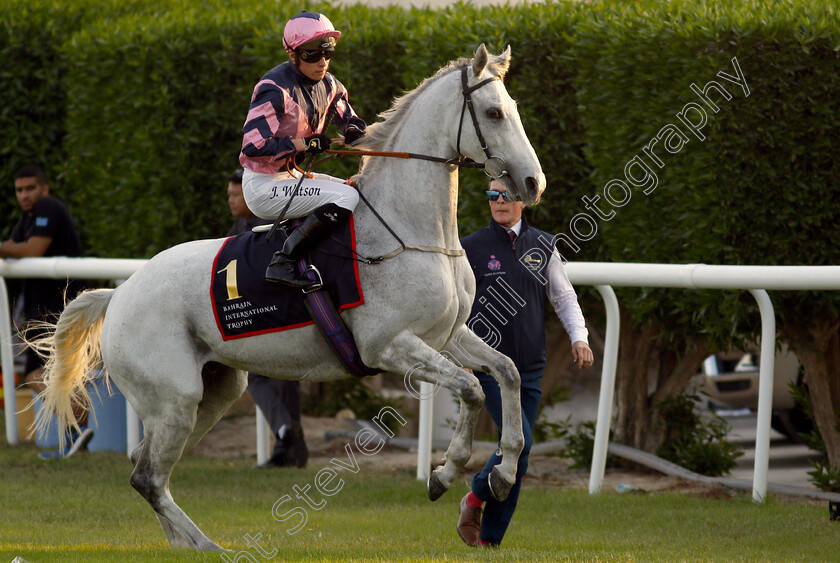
[655, 393, 742, 477]
[300, 379, 405, 421]
[561, 420, 618, 470]
[532, 385, 571, 443]
[789, 379, 840, 492]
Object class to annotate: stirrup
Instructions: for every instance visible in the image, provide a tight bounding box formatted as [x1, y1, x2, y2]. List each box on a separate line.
[301, 265, 324, 294]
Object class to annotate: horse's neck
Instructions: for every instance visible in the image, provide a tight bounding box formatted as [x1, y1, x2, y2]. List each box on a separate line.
[360, 160, 458, 248]
[357, 80, 461, 251]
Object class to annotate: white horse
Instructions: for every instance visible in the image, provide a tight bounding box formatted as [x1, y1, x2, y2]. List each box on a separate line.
[34, 45, 545, 550]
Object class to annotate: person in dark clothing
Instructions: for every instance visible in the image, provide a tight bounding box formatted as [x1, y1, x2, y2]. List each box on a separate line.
[225, 169, 308, 468]
[456, 179, 594, 547]
[0, 165, 90, 459]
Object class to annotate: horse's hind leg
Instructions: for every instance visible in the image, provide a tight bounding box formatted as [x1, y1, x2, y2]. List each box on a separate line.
[128, 400, 225, 551]
[440, 327, 524, 502]
[183, 362, 247, 453]
[109, 354, 223, 550]
[128, 364, 245, 465]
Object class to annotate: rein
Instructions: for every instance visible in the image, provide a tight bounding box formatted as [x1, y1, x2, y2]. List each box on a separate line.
[318, 189, 465, 266]
[324, 148, 484, 170]
[324, 67, 507, 178]
[318, 66, 508, 264]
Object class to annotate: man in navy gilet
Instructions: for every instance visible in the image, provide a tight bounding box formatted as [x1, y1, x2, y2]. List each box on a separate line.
[456, 179, 595, 547]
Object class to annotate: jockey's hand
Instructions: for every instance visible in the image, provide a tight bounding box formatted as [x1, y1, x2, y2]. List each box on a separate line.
[343, 125, 365, 145]
[303, 134, 331, 154]
[572, 341, 594, 370]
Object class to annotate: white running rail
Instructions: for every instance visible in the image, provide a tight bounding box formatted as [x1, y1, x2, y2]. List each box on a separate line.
[415, 263, 840, 504]
[3, 258, 840, 502]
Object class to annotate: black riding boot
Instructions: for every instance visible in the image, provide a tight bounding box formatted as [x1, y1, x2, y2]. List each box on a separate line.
[265, 204, 351, 289]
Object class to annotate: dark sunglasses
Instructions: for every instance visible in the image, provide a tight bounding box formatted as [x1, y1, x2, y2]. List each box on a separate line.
[298, 48, 334, 63]
[486, 189, 512, 202]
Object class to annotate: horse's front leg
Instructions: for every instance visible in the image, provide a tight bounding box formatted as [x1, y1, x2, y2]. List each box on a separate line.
[442, 326, 523, 502]
[374, 333, 485, 501]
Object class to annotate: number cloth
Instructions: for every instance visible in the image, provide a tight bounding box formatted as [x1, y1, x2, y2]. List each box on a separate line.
[211, 219, 365, 340]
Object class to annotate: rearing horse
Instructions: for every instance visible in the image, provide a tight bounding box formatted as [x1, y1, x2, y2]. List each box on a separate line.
[35, 45, 545, 550]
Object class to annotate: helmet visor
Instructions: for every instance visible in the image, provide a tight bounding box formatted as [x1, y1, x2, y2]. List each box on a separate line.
[298, 37, 337, 50]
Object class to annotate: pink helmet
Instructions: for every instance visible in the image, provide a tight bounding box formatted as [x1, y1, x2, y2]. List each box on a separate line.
[283, 11, 342, 55]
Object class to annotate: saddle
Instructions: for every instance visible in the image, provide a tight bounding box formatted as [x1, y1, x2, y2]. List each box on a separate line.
[211, 216, 378, 377]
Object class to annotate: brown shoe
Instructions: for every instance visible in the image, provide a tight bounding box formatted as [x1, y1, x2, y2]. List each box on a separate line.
[457, 493, 482, 546]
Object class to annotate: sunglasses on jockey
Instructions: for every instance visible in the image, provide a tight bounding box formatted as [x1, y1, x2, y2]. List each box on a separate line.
[295, 37, 336, 63]
[297, 48, 334, 63]
[486, 189, 513, 202]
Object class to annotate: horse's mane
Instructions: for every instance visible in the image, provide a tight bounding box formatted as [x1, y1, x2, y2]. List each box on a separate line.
[355, 52, 508, 153]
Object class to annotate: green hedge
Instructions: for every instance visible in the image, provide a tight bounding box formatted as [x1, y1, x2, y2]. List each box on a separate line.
[563, 0, 840, 345]
[56, 2, 419, 256]
[0, 0, 95, 228]
[0, 0, 196, 242]
[400, 2, 593, 239]
[61, 5, 261, 256]
[2, 0, 839, 340]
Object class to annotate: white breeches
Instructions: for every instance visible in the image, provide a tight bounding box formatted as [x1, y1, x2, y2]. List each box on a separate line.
[242, 168, 360, 220]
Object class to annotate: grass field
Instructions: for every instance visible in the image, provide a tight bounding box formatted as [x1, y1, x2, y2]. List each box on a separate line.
[1, 436, 838, 562]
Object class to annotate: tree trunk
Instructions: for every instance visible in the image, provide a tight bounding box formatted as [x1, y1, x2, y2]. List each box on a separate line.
[645, 337, 713, 451]
[780, 319, 840, 469]
[612, 302, 712, 453]
[613, 311, 659, 449]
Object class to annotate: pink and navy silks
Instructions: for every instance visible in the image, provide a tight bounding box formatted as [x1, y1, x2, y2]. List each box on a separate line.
[239, 62, 366, 175]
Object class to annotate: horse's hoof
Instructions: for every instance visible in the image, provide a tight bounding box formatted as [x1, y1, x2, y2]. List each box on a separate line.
[488, 466, 513, 502]
[427, 470, 448, 501]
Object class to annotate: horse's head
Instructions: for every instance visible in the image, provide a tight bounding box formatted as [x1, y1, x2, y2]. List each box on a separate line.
[458, 44, 546, 205]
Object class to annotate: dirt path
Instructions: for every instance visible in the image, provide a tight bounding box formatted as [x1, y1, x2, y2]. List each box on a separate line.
[191, 411, 745, 499]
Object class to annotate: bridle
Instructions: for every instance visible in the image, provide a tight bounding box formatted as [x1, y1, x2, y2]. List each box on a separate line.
[324, 65, 509, 180]
[455, 66, 509, 180]
[306, 65, 514, 263]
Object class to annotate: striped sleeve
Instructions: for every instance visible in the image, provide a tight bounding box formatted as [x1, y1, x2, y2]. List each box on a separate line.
[330, 78, 366, 134]
[241, 80, 296, 162]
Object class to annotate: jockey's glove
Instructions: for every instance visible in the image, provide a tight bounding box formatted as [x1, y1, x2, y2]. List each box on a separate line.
[304, 133, 331, 154]
[343, 125, 365, 145]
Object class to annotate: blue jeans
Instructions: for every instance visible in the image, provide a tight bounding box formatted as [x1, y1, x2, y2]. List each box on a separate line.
[470, 368, 543, 546]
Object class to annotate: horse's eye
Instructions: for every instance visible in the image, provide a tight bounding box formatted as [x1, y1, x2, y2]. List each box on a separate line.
[486, 108, 504, 120]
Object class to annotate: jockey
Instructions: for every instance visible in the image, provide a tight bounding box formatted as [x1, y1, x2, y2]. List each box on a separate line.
[239, 10, 367, 290]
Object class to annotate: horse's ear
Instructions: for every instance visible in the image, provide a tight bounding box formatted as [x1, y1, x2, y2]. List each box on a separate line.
[472, 43, 489, 77]
[490, 45, 512, 80]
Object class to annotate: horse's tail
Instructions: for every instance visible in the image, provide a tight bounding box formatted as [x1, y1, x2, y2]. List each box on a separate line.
[32, 288, 115, 449]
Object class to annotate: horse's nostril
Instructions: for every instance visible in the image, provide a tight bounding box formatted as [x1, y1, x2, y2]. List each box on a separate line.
[526, 177, 540, 196]
[526, 177, 538, 193]
[526, 177, 542, 203]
